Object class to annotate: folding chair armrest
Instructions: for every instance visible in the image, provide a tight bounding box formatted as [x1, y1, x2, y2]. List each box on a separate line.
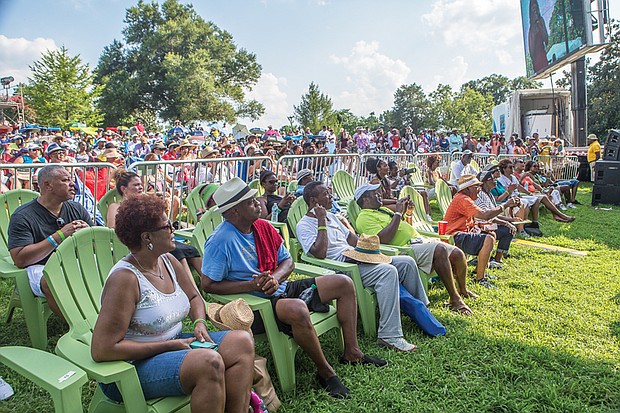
[0, 260, 23, 278]
[300, 254, 358, 272]
[379, 245, 399, 256]
[293, 262, 335, 277]
[417, 230, 452, 241]
[0, 346, 87, 392]
[55, 334, 138, 384]
[174, 228, 194, 241]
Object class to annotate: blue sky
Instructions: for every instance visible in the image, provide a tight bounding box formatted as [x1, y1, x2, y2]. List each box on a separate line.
[0, 0, 615, 127]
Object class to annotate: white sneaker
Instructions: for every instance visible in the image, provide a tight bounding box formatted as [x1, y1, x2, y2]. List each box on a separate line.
[558, 204, 568, 211]
[488, 259, 503, 269]
[567, 203, 576, 209]
[0, 377, 14, 400]
[426, 214, 433, 222]
[378, 337, 417, 352]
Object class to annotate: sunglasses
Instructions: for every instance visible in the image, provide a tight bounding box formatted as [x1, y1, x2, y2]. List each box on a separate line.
[151, 220, 174, 233]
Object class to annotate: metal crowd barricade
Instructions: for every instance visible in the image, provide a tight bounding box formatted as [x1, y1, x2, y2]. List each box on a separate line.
[1, 162, 117, 223]
[128, 156, 275, 220]
[411, 153, 450, 180]
[539, 155, 579, 181]
[274, 153, 362, 187]
[358, 153, 415, 186]
[498, 154, 531, 163]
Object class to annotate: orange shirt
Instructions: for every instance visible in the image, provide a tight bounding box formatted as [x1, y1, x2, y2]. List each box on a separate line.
[444, 193, 483, 235]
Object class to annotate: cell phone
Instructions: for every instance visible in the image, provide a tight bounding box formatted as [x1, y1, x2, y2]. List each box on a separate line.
[190, 340, 219, 350]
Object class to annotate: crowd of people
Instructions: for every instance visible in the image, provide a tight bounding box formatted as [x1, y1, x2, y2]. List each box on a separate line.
[0, 119, 590, 410]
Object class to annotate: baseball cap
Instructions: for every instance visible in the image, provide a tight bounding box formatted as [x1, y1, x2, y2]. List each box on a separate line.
[354, 182, 381, 201]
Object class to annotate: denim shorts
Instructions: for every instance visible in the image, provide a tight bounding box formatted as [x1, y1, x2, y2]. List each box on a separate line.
[100, 330, 229, 403]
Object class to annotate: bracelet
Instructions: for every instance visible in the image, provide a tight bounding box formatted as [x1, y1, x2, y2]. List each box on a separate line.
[47, 236, 59, 249]
[192, 318, 208, 329]
[56, 230, 66, 242]
[394, 212, 403, 218]
[317, 226, 327, 231]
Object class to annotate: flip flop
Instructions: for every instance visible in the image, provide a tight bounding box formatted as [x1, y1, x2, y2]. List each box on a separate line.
[448, 302, 473, 315]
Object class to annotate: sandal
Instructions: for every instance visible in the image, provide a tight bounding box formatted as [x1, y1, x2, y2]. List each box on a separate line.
[448, 301, 473, 315]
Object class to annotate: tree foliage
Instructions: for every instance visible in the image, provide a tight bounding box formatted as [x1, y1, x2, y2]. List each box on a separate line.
[23, 46, 102, 128]
[587, 21, 620, 141]
[390, 83, 432, 133]
[95, 0, 263, 126]
[461, 74, 542, 105]
[293, 82, 336, 133]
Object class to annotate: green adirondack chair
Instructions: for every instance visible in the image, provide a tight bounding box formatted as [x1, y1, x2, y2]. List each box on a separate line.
[43, 227, 196, 412]
[286, 180, 298, 193]
[331, 170, 355, 205]
[435, 179, 453, 219]
[346, 199, 360, 233]
[406, 163, 426, 188]
[287, 197, 387, 338]
[189, 211, 342, 392]
[184, 183, 219, 224]
[0, 346, 88, 413]
[0, 189, 53, 350]
[248, 179, 265, 196]
[285, 197, 308, 263]
[97, 188, 123, 225]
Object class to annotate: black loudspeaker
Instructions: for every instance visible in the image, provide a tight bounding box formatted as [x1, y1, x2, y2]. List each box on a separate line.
[594, 160, 620, 185]
[603, 130, 620, 161]
[592, 184, 620, 206]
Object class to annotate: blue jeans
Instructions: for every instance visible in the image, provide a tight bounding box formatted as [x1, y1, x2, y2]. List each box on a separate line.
[556, 179, 579, 188]
[100, 331, 229, 402]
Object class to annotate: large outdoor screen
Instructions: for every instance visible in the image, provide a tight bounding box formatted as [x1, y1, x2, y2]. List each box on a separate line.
[521, 0, 590, 78]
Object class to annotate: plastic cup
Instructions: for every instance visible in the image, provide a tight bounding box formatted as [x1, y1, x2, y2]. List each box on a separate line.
[438, 221, 448, 235]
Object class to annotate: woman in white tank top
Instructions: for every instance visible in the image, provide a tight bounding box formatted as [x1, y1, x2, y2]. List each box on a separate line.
[92, 194, 254, 413]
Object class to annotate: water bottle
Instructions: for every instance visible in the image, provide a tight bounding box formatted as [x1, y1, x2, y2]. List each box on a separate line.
[271, 203, 279, 222]
[298, 284, 317, 305]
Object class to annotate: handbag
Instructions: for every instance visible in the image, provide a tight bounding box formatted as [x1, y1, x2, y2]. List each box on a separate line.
[253, 356, 281, 412]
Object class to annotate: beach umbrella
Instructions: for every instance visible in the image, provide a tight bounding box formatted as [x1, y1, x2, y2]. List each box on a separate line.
[233, 123, 251, 141]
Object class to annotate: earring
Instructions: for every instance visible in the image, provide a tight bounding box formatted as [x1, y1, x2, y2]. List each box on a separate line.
[147, 242, 154, 251]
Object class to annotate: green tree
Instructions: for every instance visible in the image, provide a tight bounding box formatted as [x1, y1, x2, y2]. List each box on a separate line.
[588, 21, 620, 141]
[461, 74, 542, 106]
[451, 87, 494, 137]
[359, 112, 382, 132]
[95, 0, 263, 126]
[390, 83, 431, 132]
[428, 83, 456, 129]
[293, 82, 335, 134]
[23, 46, 102, 128]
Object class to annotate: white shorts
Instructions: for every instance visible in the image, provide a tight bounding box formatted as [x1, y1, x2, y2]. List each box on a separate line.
[26, 265, 45, 297]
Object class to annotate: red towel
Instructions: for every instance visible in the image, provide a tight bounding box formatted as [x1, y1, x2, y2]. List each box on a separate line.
[253, 219, 283, 273]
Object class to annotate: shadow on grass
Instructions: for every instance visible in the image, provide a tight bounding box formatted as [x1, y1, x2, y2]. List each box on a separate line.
[272, 324, 620, 413]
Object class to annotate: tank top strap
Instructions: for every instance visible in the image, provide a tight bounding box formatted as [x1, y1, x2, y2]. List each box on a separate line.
[160, 254, 179, 284]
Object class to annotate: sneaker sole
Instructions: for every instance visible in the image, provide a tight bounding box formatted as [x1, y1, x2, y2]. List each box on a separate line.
[377, 339, 417, 352]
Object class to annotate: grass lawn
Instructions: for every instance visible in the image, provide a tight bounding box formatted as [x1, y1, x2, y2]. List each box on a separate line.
[1, 183, 619, 412]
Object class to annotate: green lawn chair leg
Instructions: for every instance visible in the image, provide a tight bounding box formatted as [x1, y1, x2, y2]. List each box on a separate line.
[0, 346, 88, 413]
[5, 287, 19, 323]
[357, 289, 377, 338]
[15, 271, 51, 350]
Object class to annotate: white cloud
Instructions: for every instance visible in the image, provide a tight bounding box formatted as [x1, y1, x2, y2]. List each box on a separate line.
[330, 40, 411, 115]
[421, 0, 522, 64]
[427, 55, 469, 91]
[0, 35, 59, 84]
[242, 72, 290, 128]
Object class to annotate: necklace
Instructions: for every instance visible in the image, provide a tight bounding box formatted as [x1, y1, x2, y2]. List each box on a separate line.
[130, 253, 164, 280]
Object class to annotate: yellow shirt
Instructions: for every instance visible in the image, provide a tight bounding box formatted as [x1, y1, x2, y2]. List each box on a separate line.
[587, 141, 601, 162]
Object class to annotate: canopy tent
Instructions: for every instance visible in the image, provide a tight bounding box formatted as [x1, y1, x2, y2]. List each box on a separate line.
[68, 122, 87, 131]
[18, 124, 41, 133]
[232, 123, 251, 141]
[168, 126, 190, 136]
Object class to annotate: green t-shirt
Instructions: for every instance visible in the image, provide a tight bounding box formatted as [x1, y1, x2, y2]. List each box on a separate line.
[356, 207, 419, 247]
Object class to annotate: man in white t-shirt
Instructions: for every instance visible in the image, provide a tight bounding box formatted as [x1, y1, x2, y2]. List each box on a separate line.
[297, 181, 426, 353]
[449, 150, 476, 185]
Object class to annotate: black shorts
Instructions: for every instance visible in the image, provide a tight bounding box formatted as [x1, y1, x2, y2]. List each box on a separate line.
[170, 241, 201, 262]
[453, 232, 488, 256]
[251, 277, 326, 337]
